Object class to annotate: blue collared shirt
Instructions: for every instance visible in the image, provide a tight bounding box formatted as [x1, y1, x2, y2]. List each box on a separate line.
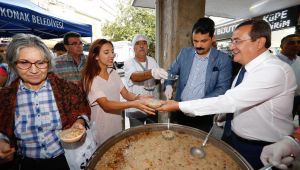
[276, 53, 295, 65]
[181, 49, 210, 101]
[15, 80, 63, 158]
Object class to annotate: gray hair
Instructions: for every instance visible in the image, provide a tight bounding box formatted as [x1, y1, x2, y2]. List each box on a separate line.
[6, 33, 53, 72]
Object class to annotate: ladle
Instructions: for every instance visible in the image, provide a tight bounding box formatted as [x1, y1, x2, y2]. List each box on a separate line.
[162, 112, 175, 140]
[258, 164, 273, 170]
[190, 115, 217, 158]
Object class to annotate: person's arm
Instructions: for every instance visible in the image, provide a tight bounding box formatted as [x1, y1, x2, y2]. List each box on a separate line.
[130, 67, 168, 82]
[156, 100, 179, 112]
[95, 96, 155, 115]
[120, 86, 140, 101]
[166, 66, 292, 116]
[164, 50, 183, 86]
[120, 86, 153, 102]
[204, 54, 232, 98]
[130, 70, 152, 82]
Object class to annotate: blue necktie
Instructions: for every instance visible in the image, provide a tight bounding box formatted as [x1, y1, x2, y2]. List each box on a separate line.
[223, 67, 246, 138]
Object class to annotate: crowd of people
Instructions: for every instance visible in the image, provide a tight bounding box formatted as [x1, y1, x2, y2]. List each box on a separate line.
[0, 17, 299, 170]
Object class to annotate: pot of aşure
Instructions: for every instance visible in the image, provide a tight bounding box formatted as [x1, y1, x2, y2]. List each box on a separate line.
[86, 123, 253, 170]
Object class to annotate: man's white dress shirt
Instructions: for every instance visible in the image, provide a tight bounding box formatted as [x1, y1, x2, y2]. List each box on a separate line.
[179, 50, 297, 142]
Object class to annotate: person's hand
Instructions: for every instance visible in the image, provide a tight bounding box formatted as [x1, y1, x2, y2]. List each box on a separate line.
[133, 100, 156, 115]
[156, 100, 179, 112]
[71, 119, 86, 131]
[151, 68, 168, 79]
[260, 136, 300, 169]
[215, 113, 226, 122]
[0, 140, 15, 164]
[214, 113, 226, 126]
[164, 85, 173, 100]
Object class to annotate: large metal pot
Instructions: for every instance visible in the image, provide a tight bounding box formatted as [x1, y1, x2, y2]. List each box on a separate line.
[86, 123, 253, 170]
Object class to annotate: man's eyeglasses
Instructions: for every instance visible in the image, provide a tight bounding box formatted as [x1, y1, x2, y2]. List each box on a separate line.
[68, 41, 83, 46]
[15, 60, 49, 70]
[230, 38, 252, 45]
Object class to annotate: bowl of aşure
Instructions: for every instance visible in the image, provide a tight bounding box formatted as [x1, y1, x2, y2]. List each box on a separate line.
[60, 128, 85, 143]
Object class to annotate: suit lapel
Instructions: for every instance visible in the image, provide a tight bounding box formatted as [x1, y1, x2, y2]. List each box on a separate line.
[205, 48, 218, 93]
[183, 49, 196, 84]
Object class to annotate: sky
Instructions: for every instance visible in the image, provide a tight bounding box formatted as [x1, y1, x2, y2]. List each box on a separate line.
[31, 0, 121, 23]
[58, 0, 119, 22]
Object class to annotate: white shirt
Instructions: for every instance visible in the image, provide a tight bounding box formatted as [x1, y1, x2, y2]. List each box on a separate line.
[124, 56, 159, 114]
[277, 53, 295, 65]
[179, 50, 296, 142]
[88, 70, 124, 146]
[291, 56, 300, 95]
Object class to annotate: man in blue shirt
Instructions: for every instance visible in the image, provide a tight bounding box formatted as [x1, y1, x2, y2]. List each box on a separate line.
[164, 17, 232, 132]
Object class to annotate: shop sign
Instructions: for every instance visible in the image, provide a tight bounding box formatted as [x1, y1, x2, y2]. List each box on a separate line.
[215, 5, 299, 40]
[254, 5, 299, 31]
[215, 21, 243, 40]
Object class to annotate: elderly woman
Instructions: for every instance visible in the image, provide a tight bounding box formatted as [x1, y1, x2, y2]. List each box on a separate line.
[0, 34, 91, 170]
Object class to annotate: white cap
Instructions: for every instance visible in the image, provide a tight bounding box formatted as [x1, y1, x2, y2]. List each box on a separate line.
[132, 34, 149, 46]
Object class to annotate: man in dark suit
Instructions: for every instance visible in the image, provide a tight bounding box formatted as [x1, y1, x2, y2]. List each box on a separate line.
[164, 17, 232, 132]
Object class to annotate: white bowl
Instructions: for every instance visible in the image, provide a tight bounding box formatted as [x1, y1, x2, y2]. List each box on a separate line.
[60, 128, 85, 143]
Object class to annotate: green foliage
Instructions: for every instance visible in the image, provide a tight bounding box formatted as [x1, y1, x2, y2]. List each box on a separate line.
[102, 0, 156, 56]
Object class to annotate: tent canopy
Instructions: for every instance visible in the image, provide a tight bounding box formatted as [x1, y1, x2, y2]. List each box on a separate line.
[0, 0, 92, 39]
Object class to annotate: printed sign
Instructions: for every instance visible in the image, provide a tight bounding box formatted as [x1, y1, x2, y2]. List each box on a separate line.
[215, 5, 299, 40]
[0, 5, 64, 29]
[255, 5, 299, 31]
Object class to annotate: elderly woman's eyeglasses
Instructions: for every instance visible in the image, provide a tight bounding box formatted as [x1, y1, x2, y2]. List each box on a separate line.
[15, 60, 49, 70]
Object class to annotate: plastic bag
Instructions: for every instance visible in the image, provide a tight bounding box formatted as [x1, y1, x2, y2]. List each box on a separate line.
[63, 128, 97, 170]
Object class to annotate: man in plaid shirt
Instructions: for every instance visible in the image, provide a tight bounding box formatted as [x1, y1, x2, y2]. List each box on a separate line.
[53, 32, 87, 86]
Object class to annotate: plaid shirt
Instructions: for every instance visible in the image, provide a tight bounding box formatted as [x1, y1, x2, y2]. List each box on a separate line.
[53, 53, 86, 82]
[15, 80, 63, 158]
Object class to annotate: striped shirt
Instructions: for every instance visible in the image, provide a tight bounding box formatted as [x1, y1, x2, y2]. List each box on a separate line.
[15, 80, 63, 158]
[181, 50, 210, 101]
[53, 53, 86, 82]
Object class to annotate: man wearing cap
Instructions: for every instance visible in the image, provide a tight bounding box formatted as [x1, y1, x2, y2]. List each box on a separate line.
[124, 34, 168, 127]
[164, 17, 232, 132]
